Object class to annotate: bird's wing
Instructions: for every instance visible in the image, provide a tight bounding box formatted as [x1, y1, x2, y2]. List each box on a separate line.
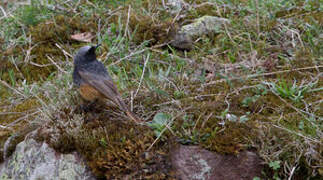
[78, 70, 128, 111]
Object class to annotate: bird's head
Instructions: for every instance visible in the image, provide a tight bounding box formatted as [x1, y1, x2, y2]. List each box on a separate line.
[74, 44, 101, 64]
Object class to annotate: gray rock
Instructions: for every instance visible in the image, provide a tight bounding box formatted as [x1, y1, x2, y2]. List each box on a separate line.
[170, 16, 229, 51]
[170, 32, 193, 51]
[180, 16, 230, 39]
[0, 138, 95, 180]
[171, 145, 263, 180]
[3, 124, 37, 160]
[166, 0, 189, 14]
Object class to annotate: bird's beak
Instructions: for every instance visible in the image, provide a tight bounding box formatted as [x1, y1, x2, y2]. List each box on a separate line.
[88, 44, 101, 55]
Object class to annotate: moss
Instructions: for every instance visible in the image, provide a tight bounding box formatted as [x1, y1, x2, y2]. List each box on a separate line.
[0, 98, 40, 162]
[30, 15, 97, 43]
[166, 80, 257, 154]
[80, 122, 171, 179]
[0, 15, 98, 83]
[0, 130, 10, 162]
[292, 50, 316, 68]
[275, 8, 322, 24]
[127, 12, 177, 46]
[38, 106, 174, 179]
[0, 98, 40, 125]
[185, 2, 219, 20]
[202, 121, 256, 154]
[279, 112, 318, 137]
[177, 97, 256, 154]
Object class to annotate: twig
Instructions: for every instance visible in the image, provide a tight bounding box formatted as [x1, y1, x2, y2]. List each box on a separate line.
[134, 53, 150, 98]
[150, 47, 195, 64]
[193, 112, 205, 131]
[0, 5, 7, 17]
[106, 6, 122, 16]
[0, 79, 26, 98]
[46, 55, 67, 73]
[160, 76, 180, 91]
[97, 18, 101, 44]
[29, 61, 53, 67]
[147, 122, 169, 151]
[255, 0, 260, 35]
[272, 124, 320, 144]
[108, 48, 148, 66]
[213, 2, 222, 17]
[130, 90, 134, 111]
[288, 166, 296, 180]
[45, 4, 70, 13]
[72, 0, 81, 13]
[201, 112, 213, 129]
[204, 65, 323, 86]
[124, 5, 131, 38]
[0, 111, 24, 115]
[0, 125, 13, 130]
[55, 43, 73, 58]
[24, 40, 40, 64]
[161, 0, 167, 9]
[282, 25, 305, 48]
[153, 93, 223, 107]
[269, 89, 318, 127]
[7, 110, 40, 127]
[171, 8, 182, 25]
[107, 40, 173, 66]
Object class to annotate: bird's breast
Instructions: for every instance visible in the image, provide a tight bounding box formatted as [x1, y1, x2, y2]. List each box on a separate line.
[79, 83, 103, 102]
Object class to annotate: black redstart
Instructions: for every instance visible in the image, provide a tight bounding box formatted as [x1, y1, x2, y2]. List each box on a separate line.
[72, 45, 141, 123]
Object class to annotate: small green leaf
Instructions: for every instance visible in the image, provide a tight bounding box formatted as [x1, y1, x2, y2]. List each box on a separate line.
[152, 112, 171, 125]
[8, 69, 16, 87]
[269, 160, 281, 170]
[147, 113, 172, 137]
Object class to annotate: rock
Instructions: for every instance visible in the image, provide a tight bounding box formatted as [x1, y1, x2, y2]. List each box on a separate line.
[0, 138, 95, 180]
[171, 145, 263, 180]
[180, 16, 229, 39]
[3, 124, 37, 160]
[166, 0, 189, 14]
[170, 16, 229, 51]
[170, 32, 193, 51]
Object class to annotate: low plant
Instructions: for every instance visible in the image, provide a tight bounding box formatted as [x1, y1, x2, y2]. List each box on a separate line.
[264, 79, 316, 102]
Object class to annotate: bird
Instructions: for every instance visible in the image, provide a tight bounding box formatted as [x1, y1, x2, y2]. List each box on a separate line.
[72, 45, 142, 123]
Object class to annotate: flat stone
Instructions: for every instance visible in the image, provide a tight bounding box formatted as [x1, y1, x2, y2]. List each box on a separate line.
[171, 145, 263, 180]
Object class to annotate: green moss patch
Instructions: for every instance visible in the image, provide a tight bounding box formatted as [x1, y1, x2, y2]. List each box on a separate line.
[128, 13, 177, 45]
[37, 106, 174, 179]
[1, 15, 98, 83]
[0, 98, 40, 162]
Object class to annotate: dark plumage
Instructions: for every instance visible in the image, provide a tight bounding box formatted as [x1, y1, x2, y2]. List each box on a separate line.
[72, 45, 141, 123]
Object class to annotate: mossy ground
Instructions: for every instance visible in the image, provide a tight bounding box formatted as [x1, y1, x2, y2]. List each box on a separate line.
[34, 104, 175, 179]
[0, 0, 322, 179]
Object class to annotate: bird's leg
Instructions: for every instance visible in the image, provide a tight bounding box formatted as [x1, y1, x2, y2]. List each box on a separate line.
[76, 98, 98, 113]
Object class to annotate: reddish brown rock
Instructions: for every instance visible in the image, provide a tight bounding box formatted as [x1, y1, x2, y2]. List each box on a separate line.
[171, 145, 263, 180]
